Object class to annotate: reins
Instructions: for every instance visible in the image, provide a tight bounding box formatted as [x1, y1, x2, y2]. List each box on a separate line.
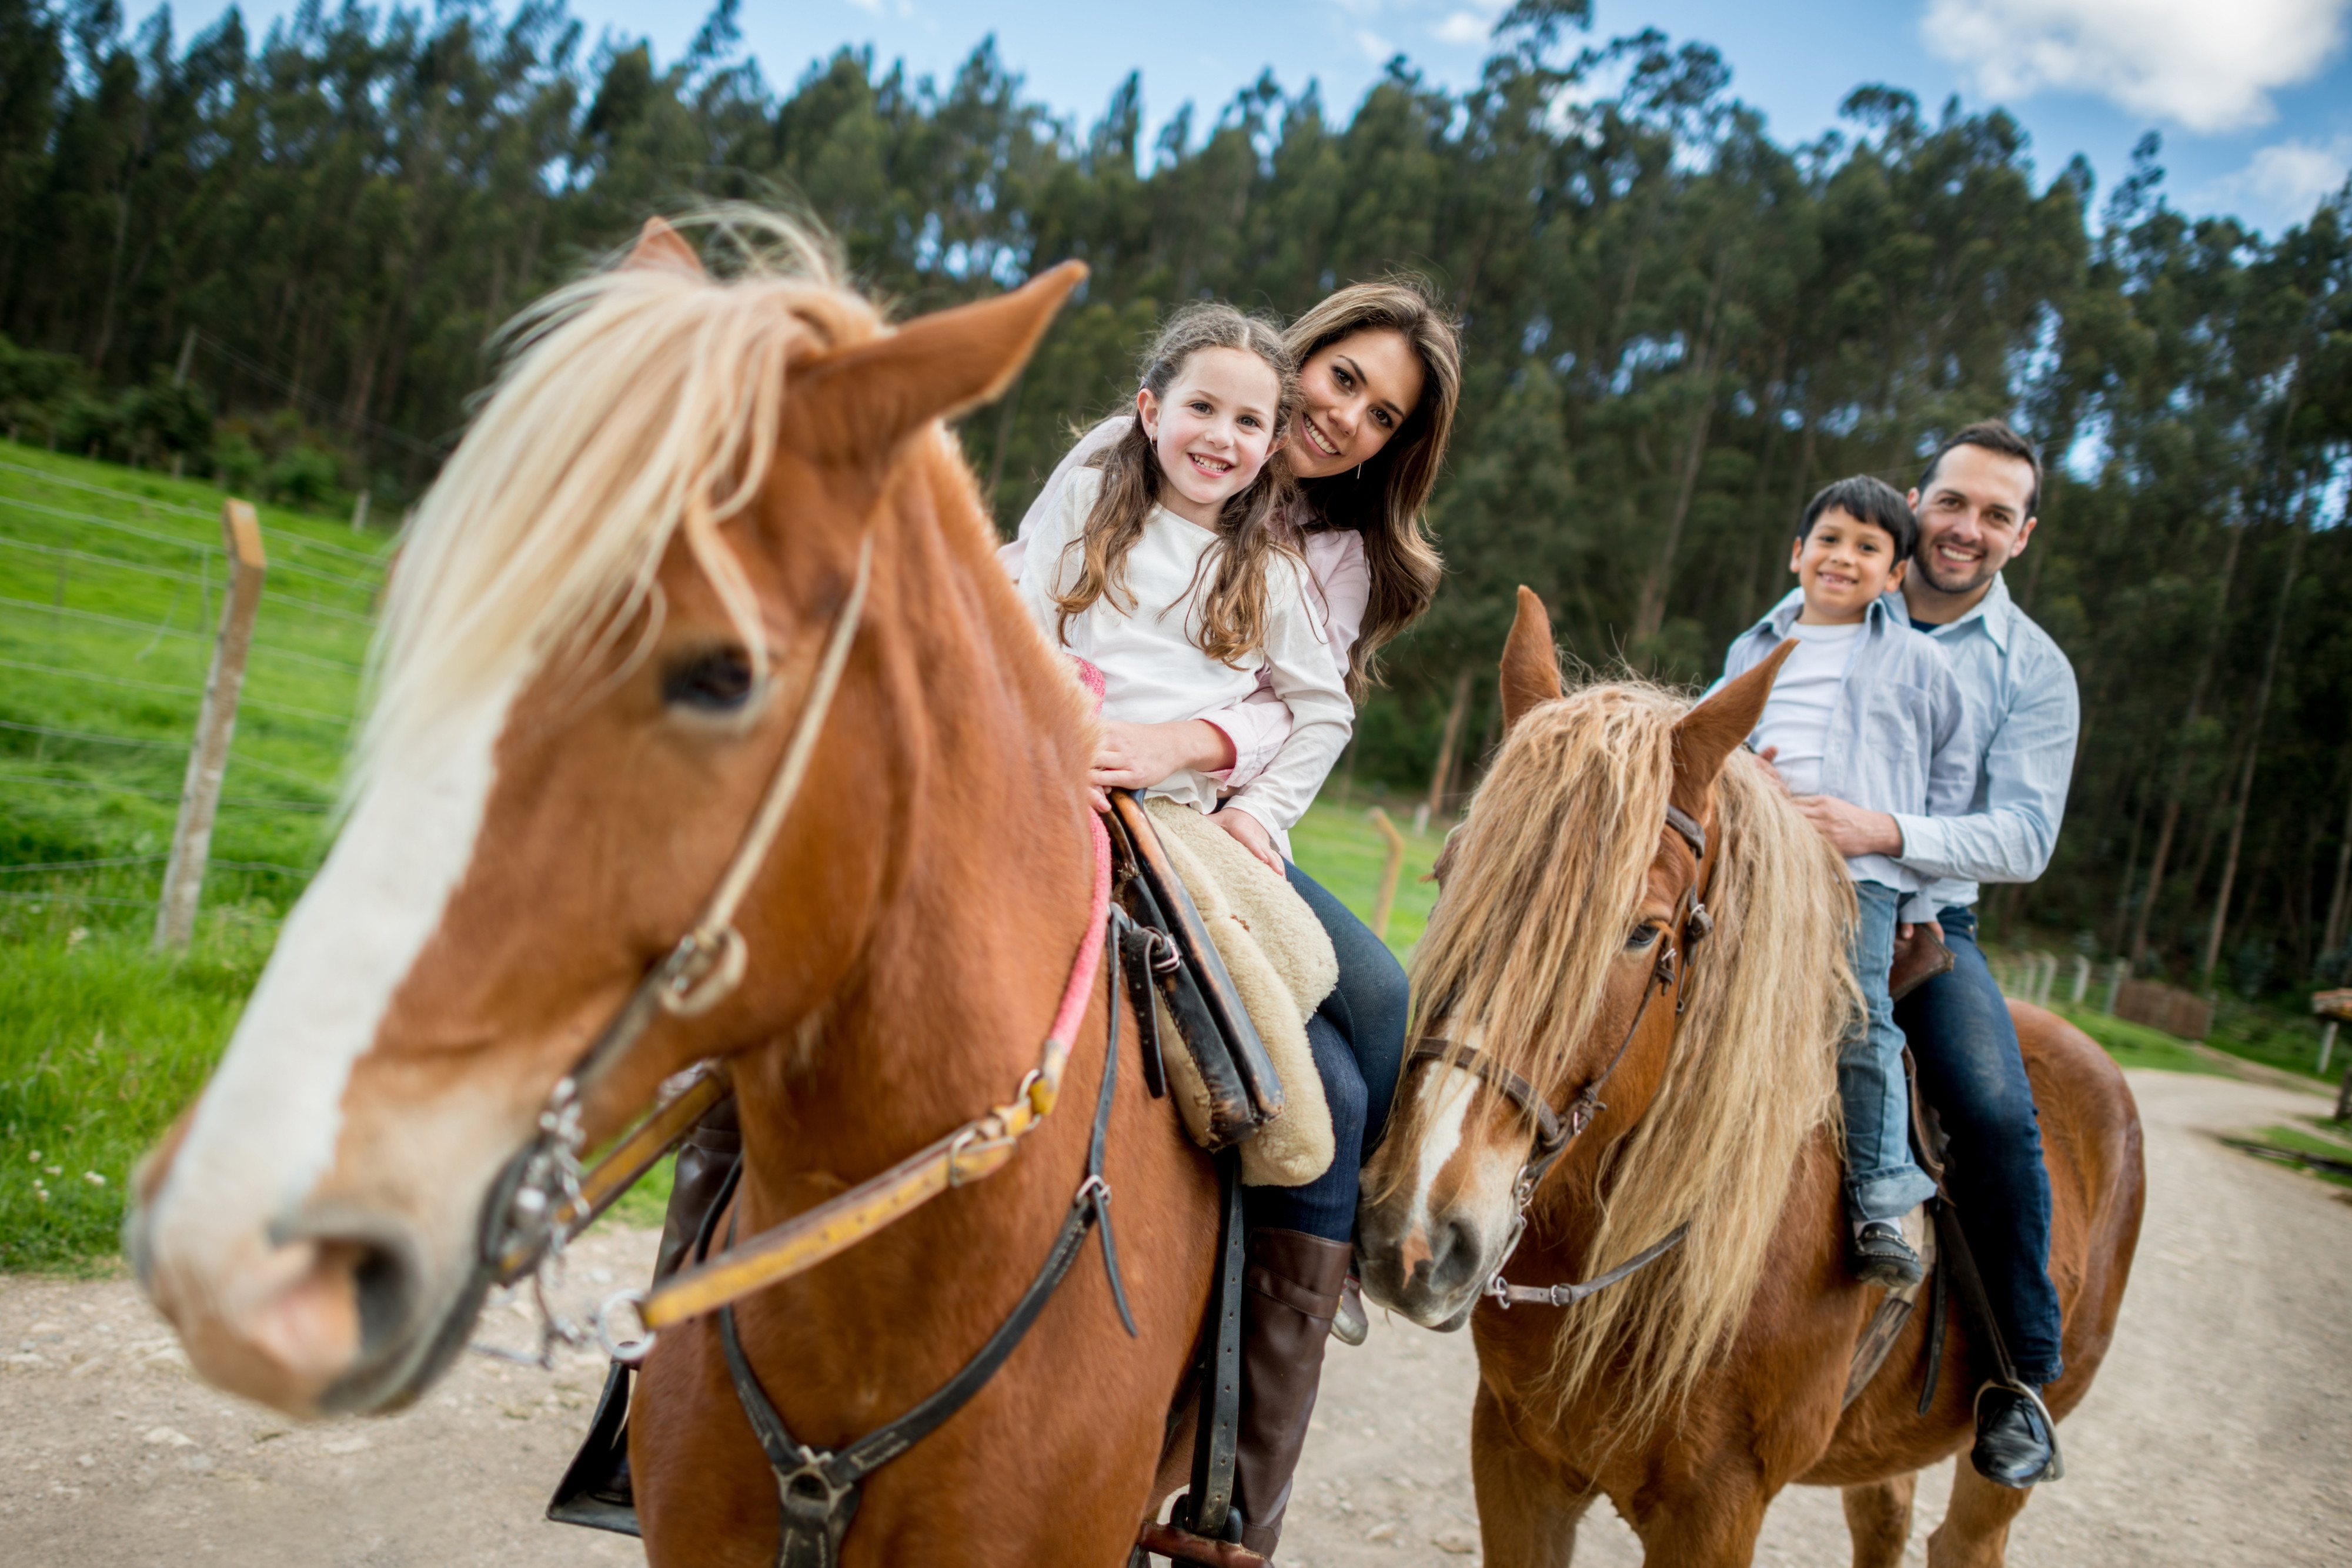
[1412, 800, 1716, 1312]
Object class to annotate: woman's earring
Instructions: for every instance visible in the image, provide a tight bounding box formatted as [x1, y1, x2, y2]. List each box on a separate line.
[1354, 464, 1363, 482]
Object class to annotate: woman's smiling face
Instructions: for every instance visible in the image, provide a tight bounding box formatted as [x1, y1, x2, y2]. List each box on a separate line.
[1289, 327, 1426, 480]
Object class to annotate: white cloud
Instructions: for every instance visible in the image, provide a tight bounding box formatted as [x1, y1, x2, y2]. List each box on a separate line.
[2203, 134, 2352, 226]
[1434, 12, 1490, 45]
[1920, 0, 2352, 132]
[1355, 28, 1398, 62]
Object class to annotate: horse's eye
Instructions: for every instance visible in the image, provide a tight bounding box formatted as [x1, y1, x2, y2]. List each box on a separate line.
[663, 648, 755, 713]
[1626, 923, 1662, 951]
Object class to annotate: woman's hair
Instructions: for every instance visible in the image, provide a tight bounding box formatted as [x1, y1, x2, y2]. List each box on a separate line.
[1287, 278, 1461, 697]
[1054, 302, 1304, 667]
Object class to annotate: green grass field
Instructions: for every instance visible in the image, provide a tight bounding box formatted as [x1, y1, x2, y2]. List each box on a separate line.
[0, 446, 389, 1266]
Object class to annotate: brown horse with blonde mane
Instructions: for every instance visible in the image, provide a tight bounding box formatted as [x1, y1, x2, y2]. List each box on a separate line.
[1357, 589, 2143, 1567]
[125, 217, 1228, 1564]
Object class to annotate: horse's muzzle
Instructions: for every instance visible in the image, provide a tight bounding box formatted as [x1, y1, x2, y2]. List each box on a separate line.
[131, 1193, 490, 1418]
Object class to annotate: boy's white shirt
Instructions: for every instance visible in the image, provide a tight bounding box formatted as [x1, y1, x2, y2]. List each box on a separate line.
[1015, 466, 1354, 854]
[1750, 621, 1859, 798]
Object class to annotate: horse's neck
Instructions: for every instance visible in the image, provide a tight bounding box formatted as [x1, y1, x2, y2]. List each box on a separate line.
[743, 446, 1100, 1191]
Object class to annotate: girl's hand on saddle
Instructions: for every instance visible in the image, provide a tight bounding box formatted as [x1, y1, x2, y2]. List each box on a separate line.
[1214, 805, 1285, 877]
[1090, 719, 1237, 791]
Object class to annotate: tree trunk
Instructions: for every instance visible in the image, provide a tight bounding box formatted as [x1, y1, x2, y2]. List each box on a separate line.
[2321, 753, 2352, 964]
[1632, 260, 1731, 643]
[2129, 520, 2245, 965]
[2200, 525, 2305, 979]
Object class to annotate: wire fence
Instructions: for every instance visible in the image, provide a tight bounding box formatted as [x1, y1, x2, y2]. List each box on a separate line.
[0, 453, 386, 928]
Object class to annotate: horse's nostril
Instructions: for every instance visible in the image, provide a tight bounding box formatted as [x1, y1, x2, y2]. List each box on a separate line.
[349, 1238, 418, 1361]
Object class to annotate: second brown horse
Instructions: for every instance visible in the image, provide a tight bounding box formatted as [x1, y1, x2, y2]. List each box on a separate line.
[1357, 589, 2144, 1567]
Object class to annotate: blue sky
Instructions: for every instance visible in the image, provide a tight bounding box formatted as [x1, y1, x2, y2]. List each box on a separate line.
[159, 0, 2352, 236]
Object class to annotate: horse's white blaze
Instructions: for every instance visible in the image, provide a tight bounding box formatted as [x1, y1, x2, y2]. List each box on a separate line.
[1405, 1064, 1481, 1248]
[146, 671, 523, 1318]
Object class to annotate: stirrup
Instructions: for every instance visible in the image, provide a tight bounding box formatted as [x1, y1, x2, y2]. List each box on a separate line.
[1972, 1379, 2064, 1487]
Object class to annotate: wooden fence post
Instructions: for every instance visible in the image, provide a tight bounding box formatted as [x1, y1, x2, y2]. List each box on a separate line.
[1367, 807, 1407, 944]
[155, 499, 266, 951]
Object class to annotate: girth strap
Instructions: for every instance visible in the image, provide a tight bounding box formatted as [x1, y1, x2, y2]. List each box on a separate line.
[716, 908, 1133, 1568]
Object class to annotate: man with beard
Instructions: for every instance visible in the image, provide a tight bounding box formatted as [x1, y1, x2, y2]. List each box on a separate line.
[1785, 420, 2078, 1490]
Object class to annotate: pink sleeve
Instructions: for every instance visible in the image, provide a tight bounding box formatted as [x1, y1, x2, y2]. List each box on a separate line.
[1202, 684, 1291, 787]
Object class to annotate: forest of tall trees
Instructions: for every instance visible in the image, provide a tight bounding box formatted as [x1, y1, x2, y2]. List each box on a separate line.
[0, 0, 2347, 994]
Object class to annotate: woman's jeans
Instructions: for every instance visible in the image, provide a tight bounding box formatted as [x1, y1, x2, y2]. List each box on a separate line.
[1894, 905, 2066, 1386]
[1240, 863, 1411, 1241]
[1840, 880, 1941, 1226]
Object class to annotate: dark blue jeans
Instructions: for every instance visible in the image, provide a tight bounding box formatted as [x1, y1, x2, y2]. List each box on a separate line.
[1894, 906, 2066, 1386]
[1241, 864, 1412, 1241]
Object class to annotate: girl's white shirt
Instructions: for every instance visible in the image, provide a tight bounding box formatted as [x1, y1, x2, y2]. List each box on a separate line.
[999, 415, 1364, 787]
[1013, 466, 1354, 851]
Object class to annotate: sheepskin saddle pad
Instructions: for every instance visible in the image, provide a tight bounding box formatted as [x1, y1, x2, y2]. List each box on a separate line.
[1142, 796, 1339, 1187]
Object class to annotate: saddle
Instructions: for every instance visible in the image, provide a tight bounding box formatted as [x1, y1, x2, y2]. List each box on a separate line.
[546, 791, 1296, 1546]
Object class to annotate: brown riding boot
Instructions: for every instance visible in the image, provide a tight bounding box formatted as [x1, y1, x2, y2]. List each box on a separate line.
[1232, 1228, 1351, 1557]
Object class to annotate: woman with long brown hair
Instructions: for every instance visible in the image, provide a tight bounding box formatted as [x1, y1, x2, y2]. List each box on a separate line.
[1004, 276, 1462, 1562]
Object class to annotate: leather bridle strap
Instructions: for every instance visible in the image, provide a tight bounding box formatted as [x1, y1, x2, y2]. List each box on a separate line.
[1405, 1042, 1568, 1161]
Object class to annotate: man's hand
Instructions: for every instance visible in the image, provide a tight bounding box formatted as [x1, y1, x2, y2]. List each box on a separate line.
[1790, 794, 1903, 858]
[1090, 719, 1235, 791]
[1896, 921, 1946, 944]
[1213, 806, 1285, 876]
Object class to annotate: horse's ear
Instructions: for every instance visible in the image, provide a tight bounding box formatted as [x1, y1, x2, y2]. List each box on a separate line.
[790, 261, 1088, 466]
[1499, 586, 1563, 733]
[624, 217, 701, 275]
[1672, 639, 1794, 789]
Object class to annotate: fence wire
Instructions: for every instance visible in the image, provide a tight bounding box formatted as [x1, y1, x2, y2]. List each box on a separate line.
[1, 462, 379, 929]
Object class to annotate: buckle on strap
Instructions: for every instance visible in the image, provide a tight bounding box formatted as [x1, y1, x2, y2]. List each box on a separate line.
[657, 926, 747, 1018]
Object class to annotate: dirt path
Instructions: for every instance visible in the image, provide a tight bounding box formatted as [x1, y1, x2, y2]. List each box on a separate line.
[5, 1068, 2347, 1566]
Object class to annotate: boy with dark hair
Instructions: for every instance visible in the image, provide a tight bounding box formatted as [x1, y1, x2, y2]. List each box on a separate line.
[1717, 475, 1975, 1286]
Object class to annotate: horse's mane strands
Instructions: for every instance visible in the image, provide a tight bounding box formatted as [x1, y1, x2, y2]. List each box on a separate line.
[355, 208, 880, 794]
[1406, 680, 1855, 1438]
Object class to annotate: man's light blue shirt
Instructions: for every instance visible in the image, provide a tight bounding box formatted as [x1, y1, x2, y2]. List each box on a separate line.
[1718, 593, 1976, 898]
[1880, 573, 2079, 917]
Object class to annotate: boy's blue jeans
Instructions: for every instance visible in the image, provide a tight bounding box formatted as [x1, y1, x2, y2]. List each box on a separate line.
[1840, 880, 1940, 1226]
[1893, 905, 2065, 1386]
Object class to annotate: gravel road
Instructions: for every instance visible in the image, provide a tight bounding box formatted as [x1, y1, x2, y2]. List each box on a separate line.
[5, 1067, 2346, 1567]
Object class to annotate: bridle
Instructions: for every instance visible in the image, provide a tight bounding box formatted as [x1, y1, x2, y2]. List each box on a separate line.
[1406, 800, 1716, 1312]
[475, 530, 1116, 1366]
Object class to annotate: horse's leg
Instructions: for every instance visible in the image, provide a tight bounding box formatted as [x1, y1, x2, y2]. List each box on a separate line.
[1619, 1459, 1772, 1568]
[1923, 1458, 2032, 1568]
[1471, 1382, 1593, 1568]
[1840, 1473, 1917, 1568]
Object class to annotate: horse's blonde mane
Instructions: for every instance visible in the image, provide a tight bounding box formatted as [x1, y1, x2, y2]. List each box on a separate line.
[1409, 680, 1855, 1436]
[357, 211, 879, 790]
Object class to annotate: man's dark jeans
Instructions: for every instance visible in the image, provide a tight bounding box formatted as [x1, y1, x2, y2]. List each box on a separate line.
[1895, 905, 2066, 1385]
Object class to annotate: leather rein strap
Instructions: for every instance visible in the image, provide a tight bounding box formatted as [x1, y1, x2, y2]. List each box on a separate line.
[1412, 800, 1714, 1312]
[713, 902, 1140, 1568]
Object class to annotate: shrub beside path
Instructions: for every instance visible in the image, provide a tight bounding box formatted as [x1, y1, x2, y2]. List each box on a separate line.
[1, 1068, 2346, 1566]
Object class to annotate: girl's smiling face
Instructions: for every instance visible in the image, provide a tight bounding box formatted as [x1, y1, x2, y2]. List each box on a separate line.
[1138, 346, 1285, 530]
[1289, 327, 1425, 480]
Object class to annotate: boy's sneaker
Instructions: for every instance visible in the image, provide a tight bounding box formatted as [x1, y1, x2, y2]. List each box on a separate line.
[1849, 1221, 1925, 1288]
